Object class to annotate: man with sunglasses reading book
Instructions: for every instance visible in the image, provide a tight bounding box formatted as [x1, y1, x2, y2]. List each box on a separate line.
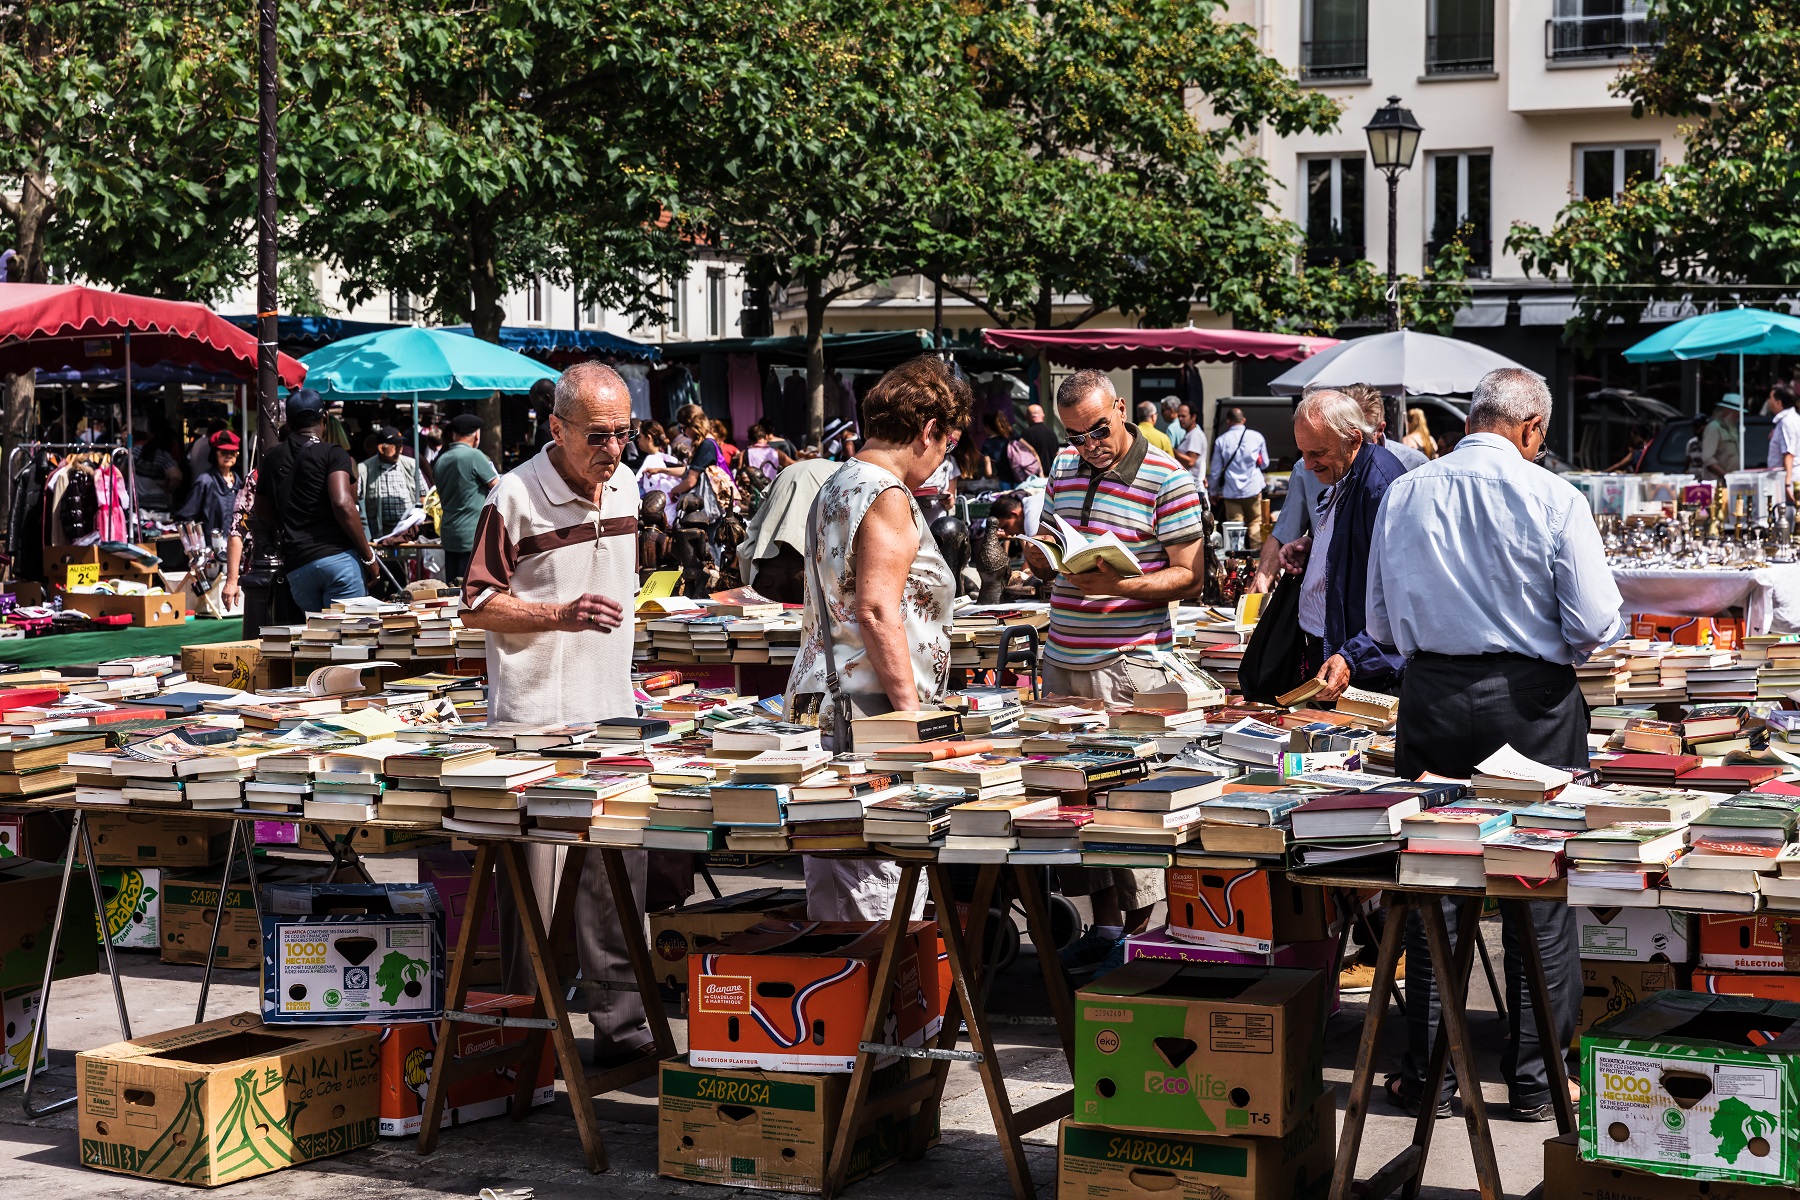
[461, 361, 655, 1069]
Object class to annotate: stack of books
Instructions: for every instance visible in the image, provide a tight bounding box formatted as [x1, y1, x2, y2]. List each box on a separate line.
[1218, 718, 1288, 768]
[0, 731, 105, 801]
[1076, 775, 1221, 867]
[520, 771, 655, 842]
[1397, 806, 1513, 889]
[941, 793, 1059, 863]
[780, 769, 906, 853]
[1662, 795, 1800, 912]
[862, 786, 966, 849]
[438, 756, 559, 836]
[1565, 822, 1689, 906]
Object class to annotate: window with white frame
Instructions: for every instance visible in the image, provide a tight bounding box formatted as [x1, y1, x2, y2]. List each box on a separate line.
[706, 269, 727, 338]
[388, 292, 413, 322]
[1427, 151, 1492, 276]
[1302, 155, 1366, 268]
[1577, 143, 1658, 201]
[667, 279, 685, 335]
[525, 276, 545, 324]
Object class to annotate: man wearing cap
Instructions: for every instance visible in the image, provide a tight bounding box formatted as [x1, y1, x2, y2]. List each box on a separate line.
[1700, 395, 1743, 483]
[435, 413, 500, 583]
[250, 386, 379, 613]
[357, 426, 426, 541]
[461, 361, 654, 1068]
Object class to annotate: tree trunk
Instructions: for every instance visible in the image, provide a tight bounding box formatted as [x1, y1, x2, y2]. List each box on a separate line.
[805, 286, 829, 446]
[465, 212, 506, 468]
[0, 173, 52, 526]
[1035, 284, 1055, 407]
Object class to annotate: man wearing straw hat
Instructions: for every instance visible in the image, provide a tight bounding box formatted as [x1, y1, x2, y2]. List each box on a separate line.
[1698, 393, 1742, 483]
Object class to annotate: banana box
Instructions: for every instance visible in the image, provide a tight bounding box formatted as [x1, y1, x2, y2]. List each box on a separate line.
[361, 991, 552, 1136]
[94, 867, 160, 951]
[260, 883, 444, 1026]
[1576, 960, 1683, 1048]
[1581, 990, 1800, 1186]
[688, 920, 939, 1073]
[0, 984, 46, 1089]
[1164, 868, 1332, 954]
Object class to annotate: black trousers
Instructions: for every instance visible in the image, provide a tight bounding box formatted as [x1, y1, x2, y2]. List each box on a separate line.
[1394, 652, 1585, 1108]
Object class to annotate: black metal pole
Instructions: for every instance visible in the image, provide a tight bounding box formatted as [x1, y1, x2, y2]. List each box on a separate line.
[255, 0, 280, 453]
[1385, 171, 1400, 333]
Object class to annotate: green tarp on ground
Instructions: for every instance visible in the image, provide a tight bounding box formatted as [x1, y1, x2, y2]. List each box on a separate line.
[0, 619, 244, 670]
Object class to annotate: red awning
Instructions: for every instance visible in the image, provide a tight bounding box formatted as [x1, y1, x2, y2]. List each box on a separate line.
[0, 283, 307, 386]
[980, 325, 1338, 369]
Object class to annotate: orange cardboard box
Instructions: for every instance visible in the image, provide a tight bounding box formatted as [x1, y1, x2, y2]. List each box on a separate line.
[1164, 867, 1333, 954]
[689, 920, 939, 1072]
[1692, 969, 1800, 1002]
[362, 992, 553, 1136]
[1695, 912, 1800, 972]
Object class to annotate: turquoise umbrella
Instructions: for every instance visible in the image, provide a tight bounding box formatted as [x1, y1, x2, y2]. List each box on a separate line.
[297, 326, 560, 468]
[1622, 307, 1800, 362]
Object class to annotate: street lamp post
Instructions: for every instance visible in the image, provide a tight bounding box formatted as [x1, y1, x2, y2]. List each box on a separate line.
[1364, 95, 1423, 334]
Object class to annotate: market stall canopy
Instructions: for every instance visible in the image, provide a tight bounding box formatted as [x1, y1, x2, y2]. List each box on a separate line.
[658, 329, 1022, 372]
[223, 313, 400, 354]
[980, 325, 1337, 368]
[1622, 307, 1800, 362]
[443, 324, 660, 366]
[296, 326, 559, 398]
[0, 283, 306, 386]
[1267, 329, 1528, 396]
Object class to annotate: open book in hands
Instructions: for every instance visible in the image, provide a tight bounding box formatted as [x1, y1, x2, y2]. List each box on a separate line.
[1032, 513, 1143, 577]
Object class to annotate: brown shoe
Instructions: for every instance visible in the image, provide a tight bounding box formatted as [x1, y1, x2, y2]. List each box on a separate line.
[1394, 953, 1406, 983]
[1339, 963, 1376, 994]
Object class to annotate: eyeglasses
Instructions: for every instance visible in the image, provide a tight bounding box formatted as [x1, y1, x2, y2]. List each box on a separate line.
[577, 425, 639, 447]
[1065, 418, 1112, 447]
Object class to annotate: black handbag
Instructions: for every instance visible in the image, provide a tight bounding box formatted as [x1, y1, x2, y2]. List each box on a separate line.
[1236, 573, 1306, 704]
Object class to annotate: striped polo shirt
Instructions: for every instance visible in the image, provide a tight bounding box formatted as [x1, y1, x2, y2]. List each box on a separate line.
[1044, 429, 1204, 667]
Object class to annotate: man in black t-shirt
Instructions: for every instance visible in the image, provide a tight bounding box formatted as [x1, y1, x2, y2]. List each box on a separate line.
[253, 389, 378, 613]
[1021, 402, 1062, 476]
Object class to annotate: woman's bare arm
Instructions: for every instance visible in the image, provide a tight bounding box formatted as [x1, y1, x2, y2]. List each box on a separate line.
[850, 487, 925, 712]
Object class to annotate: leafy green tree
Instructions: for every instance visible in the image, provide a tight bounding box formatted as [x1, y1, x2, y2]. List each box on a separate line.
[1506, 1, 1800, 346]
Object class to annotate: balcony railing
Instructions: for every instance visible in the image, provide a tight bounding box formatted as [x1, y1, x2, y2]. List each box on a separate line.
[1301, 37, 1369, 80]
[1426, 31, 1494, 74]
[1545, 13, 1660, 61]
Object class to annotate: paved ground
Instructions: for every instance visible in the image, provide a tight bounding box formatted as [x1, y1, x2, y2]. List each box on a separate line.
[4, 857, 1558, 1199]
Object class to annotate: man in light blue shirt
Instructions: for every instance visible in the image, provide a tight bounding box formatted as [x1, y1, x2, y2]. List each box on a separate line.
[1209, 407, 1269, 546]
[1367, 366, 1620, 1125]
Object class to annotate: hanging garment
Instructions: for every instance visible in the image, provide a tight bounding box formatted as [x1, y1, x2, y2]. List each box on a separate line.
[59, 465, 97, 542]
[615, 361, 653, 421]
[727, 353, 761, 445]
[91, 462, 129, 541]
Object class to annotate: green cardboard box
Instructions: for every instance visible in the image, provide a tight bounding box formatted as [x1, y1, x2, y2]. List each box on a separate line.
[1581, 990, 1800, 1187]
[1074, 962, 1325, 1137]
[1056, 1091, 1336, 1200]
[0, 858, 97, 989]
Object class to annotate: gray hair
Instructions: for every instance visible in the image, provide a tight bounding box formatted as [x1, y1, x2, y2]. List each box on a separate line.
[1294, 389, 1366, 444]
[554, 361, 628, 418]
[1135, 400, 1158, 422]
[1468, 367, 1551, 431]
[1056, 369, 1115, 409]
[1159, 395, 1181, 414]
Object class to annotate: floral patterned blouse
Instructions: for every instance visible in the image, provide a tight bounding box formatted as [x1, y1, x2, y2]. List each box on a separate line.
[787, 458, 956, 711]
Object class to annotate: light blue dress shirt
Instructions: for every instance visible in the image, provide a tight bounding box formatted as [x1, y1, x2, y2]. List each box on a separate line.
[1365, 433, 1625, 664]
[1208, 426, 1268, 500]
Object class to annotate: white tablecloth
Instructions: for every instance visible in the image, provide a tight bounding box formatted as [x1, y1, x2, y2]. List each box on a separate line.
[1611, 564, 1800, 634]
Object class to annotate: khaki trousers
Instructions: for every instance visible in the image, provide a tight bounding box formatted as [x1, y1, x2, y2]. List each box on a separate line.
[1220, 495, 1265, 548]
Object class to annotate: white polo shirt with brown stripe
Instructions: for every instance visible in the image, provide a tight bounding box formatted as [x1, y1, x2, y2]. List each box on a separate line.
[463, 446, 639, 724]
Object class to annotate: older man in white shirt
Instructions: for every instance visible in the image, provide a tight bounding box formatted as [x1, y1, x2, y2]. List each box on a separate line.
[1366, 366, 1623, 1124]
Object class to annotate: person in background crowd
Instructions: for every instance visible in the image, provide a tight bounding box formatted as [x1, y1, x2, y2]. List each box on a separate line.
[224, 389, 322, 634]
[973, 492, 1026, 603]
[434, 413, 500, 585]
[672, 409, 727, 501]
[1344, 384, 1428, 472]
[187, 417, 228, 483]
[254, 388, 378, 612]
[671, 404, 702, 457]
[709, 418, 740, 470]
[982, 412, 1019, 486]
[460, 361, 654, 1071]
[1020, 402, 1062, 477]
[1277, 390, 1407, 700]
[1158, 395, 1182, 447]
[357, 426, 427, 540]
[177, 430, 242, 536]
[787, 355, 969, 921]
[1604, 425, 1654, 474]
[1026, 370, 1203, 973]
[1403, 407, 1438, 459]
[823, 417, 858, 461]
[1368, 366, 1621, 1123]
[746, 423, 789, 482]
[1172, 403, 1208, 493]
[529, 378, 557, 454]
[1135, 401, 1174, 455]
[737, 457, 839, 603]
[1208, 406, 1269, 547]
[955, 431, 999, 496]
[133, 427, 185, 512]
[1698, 394, 1742, 482]
[635, 421, 684, 522]
[1767, 383, 1799, 504]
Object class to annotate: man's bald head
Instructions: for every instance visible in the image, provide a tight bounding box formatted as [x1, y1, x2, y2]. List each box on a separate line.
[550, 361, 634, 488]
[555, 361, 631, 425]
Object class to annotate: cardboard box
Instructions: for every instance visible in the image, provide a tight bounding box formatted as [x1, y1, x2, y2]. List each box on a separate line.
[416, 850, 501, 960]
[650, 887, 810, 994]
[181, 640, 269, 691]
[1581, 990, 1800, 1186]
[62, 590, 184, 628]
[0, 984, 46, 1089]
[84, 812, 230, 868]
[1698, 914, 1800, 973]
[687, 920, 939, 1073]
[0, 810, 65, 860]
[1124, 931, 1342, 1015]
[1575, 906, 1692, 963]
[1074, 962, 1326, 1137]
[1695, 971, 1800, 1003]
[76, 1012, 379, 1185]
[0, 858, 98, 988]
[260, 883, 445, 1025]
[1056, 1090, 1336, 1200]
[658, 1055, 937, 1193]
[363, 992, 553, 1136]
[1577, 960, 1682, 1045]
[1164, 868, 1331, 954]
[95, 866, 161, 951]
[160, 873, 263, 969]
[1546, 1131, 1798, 1200]
[44, 542, 160, 578]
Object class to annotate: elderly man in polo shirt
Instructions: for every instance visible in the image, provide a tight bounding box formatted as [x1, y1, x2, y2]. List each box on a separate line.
[461, 361, 653, 1067]
[1025, 369, 1205, 973]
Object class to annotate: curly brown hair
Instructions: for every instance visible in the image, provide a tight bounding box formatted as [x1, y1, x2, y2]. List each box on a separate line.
[861, 355, 973, 446]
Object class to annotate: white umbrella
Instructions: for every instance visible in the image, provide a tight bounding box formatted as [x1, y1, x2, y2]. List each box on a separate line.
[1267, 329, 1532, 396]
